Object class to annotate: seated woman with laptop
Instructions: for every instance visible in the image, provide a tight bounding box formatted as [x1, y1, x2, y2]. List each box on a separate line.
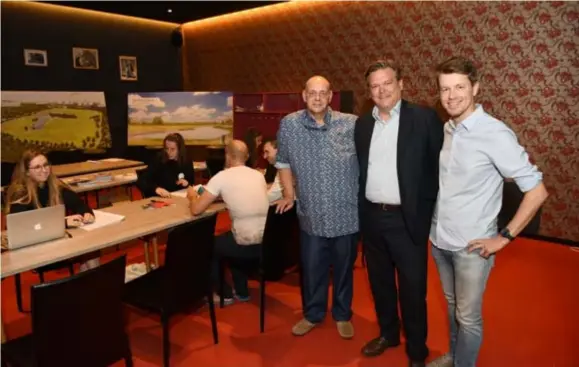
[4, 149, 100, 271]
[138, 132, 195, 198]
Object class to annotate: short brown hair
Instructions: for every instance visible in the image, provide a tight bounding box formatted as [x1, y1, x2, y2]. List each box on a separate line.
[262, 138, 277, 149]
[364, 59, 402, 81]
[436, 56, 479, 85]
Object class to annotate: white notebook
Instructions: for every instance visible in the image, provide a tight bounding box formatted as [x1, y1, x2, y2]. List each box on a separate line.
[79, 210, 125, 231]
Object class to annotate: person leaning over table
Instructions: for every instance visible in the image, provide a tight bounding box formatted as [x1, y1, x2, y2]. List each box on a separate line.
[5, 149, 100, 271]
[139, 132, 195, 198]
[187, 139, 269, 305]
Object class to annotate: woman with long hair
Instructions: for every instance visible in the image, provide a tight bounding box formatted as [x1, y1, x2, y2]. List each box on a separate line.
[5, 149, 99, 270]
[243, 127, 263, 169]
[139, 132, 195, 198]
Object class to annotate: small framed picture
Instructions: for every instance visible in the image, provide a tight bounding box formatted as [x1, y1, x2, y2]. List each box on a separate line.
[72, 47, 99, 70]
[119, 56, 138, 81]
[24, 49, 47, 67]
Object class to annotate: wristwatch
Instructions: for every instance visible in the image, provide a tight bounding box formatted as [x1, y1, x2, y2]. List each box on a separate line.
[499, 228, 515, 242]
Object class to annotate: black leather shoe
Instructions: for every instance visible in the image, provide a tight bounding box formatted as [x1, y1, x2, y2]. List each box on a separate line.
[361, 336, 400, 357]
[409, 361, 425, 367]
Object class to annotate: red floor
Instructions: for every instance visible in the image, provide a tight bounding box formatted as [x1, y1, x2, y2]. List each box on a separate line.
[2, 215, 579, 366]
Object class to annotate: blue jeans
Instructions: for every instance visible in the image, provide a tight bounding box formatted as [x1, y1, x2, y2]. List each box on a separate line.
[211, 232, 261, 298]
[300, 230, 358, 323]
[431, 244, 495, 367]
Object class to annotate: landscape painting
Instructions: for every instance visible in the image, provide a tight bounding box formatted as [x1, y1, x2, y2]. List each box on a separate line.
[127, 91, 233, 146]
[1, 91, 112, 162]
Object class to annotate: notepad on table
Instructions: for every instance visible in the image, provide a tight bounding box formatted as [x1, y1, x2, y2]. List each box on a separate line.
[79, 210, 125, 231]
[171, 189, 188, 198]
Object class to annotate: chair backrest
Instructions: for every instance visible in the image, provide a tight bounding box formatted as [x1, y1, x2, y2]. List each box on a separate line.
[264, 163, 278, 184]
[206, 146, 225, 177]
[31, 255, 130, 367]
[498, 180, 542, 235]
[135, 167, 150, 197]
[163, 213, 217, 312]
[261, 205, 299, 281]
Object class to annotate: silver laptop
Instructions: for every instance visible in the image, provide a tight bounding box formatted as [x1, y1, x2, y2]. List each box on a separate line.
[6, 205, 66, 250]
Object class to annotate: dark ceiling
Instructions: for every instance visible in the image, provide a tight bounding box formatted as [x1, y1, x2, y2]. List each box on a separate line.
[45, 1, 287, 24]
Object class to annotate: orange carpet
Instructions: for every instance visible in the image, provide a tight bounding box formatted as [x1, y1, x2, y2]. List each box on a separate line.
[2, 188, 578, 367]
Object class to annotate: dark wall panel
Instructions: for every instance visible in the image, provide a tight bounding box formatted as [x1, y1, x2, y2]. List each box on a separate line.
[1, 1, 183, 168]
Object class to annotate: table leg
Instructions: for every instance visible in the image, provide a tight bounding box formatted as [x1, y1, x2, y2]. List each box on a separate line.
[143, 240, 151, 271]
[152, 235, 159, 268]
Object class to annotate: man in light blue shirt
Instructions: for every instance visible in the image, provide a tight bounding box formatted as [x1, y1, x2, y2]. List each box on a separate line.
[428, 57, 549, 367]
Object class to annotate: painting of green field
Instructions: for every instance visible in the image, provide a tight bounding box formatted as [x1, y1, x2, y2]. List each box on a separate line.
[128, 92, 233, 146]
[1, 91, 111, 162]
[2, 108, 102, 145]
[128, 122, 233, 146]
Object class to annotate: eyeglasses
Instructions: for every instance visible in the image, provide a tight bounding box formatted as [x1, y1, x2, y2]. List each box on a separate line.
[306, 91, 330, 99]
[29, 163, 51, 171]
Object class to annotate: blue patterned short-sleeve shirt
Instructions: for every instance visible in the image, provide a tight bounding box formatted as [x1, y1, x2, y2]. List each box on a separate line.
[275, 108, 359, 237]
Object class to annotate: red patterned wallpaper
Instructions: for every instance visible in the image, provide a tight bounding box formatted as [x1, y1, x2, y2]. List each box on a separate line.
[182, 1, 579, 242]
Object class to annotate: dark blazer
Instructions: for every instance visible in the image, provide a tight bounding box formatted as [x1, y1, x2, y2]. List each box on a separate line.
[355, 99, 444, 246]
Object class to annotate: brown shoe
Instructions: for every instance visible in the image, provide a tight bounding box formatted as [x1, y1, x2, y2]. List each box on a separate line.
[336, 321, 354, 339]
[291, 318, 316, 336]
[361, 336, 400, 357]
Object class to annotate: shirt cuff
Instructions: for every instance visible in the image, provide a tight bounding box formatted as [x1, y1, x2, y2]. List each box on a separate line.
[204, 185, 218, 196]
[513, 173, 543, 193]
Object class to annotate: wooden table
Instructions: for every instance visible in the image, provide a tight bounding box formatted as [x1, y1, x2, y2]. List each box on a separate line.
[1, 197, 226, 344]
[61, 166, 146, 193]
[1, 197, 226, 278]
[51, 158, 144, 178]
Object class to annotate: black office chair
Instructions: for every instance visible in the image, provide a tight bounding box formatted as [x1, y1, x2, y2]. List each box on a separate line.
[219, 205, 298, 333]
[2, 255, 133, 367]
[123, 214, 219, 367]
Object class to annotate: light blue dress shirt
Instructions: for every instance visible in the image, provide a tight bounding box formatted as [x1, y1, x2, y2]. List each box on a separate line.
[366, 100, 402, 204]
[430, 105, 543, 251]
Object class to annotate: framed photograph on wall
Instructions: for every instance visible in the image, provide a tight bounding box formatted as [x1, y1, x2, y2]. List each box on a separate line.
[119, 55, 138, 81]
[72, 47, 99, 70]
[24, 49, 47, 67]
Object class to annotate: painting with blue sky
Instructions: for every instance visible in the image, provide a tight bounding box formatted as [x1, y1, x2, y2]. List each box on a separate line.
[127, 91, 233, 146]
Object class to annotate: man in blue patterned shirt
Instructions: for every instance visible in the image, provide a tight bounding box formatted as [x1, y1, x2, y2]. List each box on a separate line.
[275, 76, 359, 339]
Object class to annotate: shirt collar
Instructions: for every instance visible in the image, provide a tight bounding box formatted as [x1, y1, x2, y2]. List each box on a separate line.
[372, 99, 401, 124]
[448, 104, 484, 132]
[302, 107, 333, 129]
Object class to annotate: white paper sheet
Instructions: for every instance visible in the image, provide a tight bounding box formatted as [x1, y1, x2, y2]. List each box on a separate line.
[78, 210, 125, 231]
[170, 189, 188, 198]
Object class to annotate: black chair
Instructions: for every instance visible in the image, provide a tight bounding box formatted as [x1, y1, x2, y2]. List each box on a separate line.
[135, 166, 151, 198]
[206, 146, 225, 178]
[498, 180, 542, 235]
[263, 164, 278, 184]
[219, 205, 298, 333]
[123, 214, 219, 367]
[1, 255, 132, 367]
[14, 261, 75, 313]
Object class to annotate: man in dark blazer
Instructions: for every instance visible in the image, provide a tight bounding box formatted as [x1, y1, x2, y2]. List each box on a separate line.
[354, 60, 444, 367]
